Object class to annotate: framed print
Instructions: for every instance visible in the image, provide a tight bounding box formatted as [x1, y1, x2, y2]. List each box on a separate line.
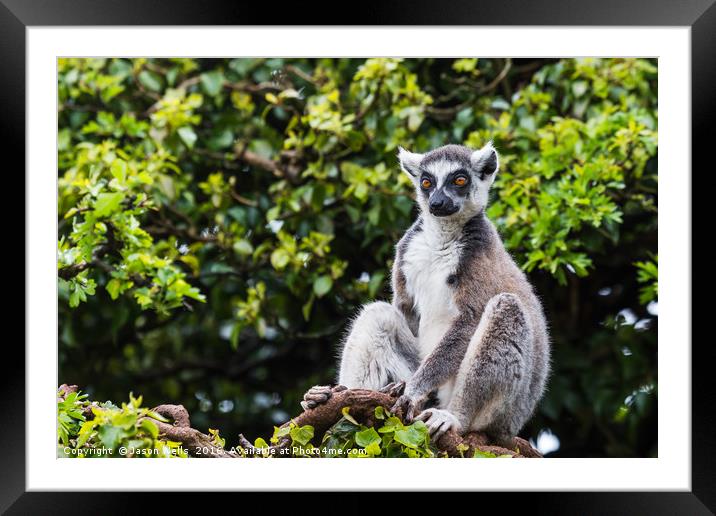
[5, 0, 712, 512]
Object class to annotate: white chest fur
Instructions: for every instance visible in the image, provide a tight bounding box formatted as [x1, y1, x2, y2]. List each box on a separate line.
[402, 228, 461, 359]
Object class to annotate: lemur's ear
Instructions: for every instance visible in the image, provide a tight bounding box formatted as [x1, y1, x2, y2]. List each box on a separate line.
[398, 147, 423, 178]
[470, 142, 499, 180]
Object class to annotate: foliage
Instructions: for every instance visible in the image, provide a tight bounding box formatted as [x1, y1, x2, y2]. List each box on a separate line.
[305, 406, 435, 458]
[58, 58, 658, 457]
[472, 59, 657, 285]
[60, 391, 506, 459]
[57, 389, 89, 446]
[57, 388, 188, 458]
[635, 254, 658, 305]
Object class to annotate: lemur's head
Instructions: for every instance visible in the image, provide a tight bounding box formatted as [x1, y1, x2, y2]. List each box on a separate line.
[398, 143, 499, 220]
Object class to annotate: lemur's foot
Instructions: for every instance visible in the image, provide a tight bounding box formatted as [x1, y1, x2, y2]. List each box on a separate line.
[379, 381, 406, 397]
[300, 384, 347, 411]
[415, 408, 463, 440]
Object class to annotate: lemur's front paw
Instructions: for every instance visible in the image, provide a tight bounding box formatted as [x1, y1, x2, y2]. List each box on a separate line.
[415, 408, 462, 440]
[391, 393, 420, 422]
[300, 385, 334, 411]
[379, 381, 406, 397]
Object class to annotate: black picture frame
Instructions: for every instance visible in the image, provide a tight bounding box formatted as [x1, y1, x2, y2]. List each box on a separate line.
[5, 0, 711, 512]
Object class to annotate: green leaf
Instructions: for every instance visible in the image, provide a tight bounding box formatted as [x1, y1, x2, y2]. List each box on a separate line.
[106, 278, 122, 300]
[572, 80, 588, 98]
[69, 288, 81, 308]
[355, 427, 380, 448]
[341, 406, 359, 425]
[393, 421, 428, 450]
[490, 98, 511, 110]
[473, 449, 499, 458]
[302, 294, 314, 321]
[94, 192, 124, 217]
[313, 275, 333, 298]
[271, 425, 291, 444]
[144, 410, 170, 423]
[138, 70, 163, 92]
[200, 70, 225, 97]
[177, 126, 197, 149]
[233, 239, 254, 256]
[140, 418, 159, 439]
[289, 424, 314, 446]
[270, 249, 290, 270]
[378, 416, 404, 434]
[110, 159, 127, 183]
[365, 440, 382, 456]
[455, 443, 470, 457]
[97, 425, 123, 449]
[325, 418, 361, 440]
[230, 323, 241, 350]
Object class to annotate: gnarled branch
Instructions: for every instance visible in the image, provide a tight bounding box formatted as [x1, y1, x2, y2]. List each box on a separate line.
[155, 387, 541, 458]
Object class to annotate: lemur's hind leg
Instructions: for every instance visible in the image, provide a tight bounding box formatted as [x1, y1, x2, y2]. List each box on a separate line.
[339, 301, 420, 389]
[420, 293, 533, 445]
[301, 301, 419, 410]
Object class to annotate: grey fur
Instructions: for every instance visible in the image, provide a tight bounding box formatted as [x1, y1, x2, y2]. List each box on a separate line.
[421, 144, 472, 167]
[311, 143, 550, 444]
[337, 301, 421, 390]
[393, 217, 423, 336]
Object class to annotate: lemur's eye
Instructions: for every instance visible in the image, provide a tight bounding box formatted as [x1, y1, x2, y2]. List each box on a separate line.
[454, 176, 468, 187]
[421, 178, 432, 189]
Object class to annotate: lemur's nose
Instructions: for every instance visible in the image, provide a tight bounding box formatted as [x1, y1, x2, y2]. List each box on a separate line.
[430, 198, 445, 209]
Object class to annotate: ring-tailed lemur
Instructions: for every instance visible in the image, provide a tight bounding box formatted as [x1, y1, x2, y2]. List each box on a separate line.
[302, 143, 550, 446]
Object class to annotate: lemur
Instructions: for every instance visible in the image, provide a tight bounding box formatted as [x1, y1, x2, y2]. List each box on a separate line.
[302, 143, 550, 446]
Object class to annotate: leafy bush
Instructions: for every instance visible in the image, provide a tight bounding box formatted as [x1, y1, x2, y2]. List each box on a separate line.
[58, 58, 657, 457]
[57, 388, 187, 458]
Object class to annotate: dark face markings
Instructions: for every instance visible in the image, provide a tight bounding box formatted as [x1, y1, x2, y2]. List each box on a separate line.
[419, 172, 436, 199]
[428, 189, 457, 216]
[418, 161, 478, 216]
[443, 169, 471, 198]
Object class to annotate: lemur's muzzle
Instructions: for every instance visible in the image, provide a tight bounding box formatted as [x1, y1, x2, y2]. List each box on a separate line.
[429, 190, 458, 216]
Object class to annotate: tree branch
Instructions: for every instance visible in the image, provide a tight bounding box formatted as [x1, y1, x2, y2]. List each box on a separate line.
[58, 241, 113, 280]
[426, 58, 513, 120]
[150, 404, 237, 457]
[157, 387, 541, 458]
[58, 262, 92, 280]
